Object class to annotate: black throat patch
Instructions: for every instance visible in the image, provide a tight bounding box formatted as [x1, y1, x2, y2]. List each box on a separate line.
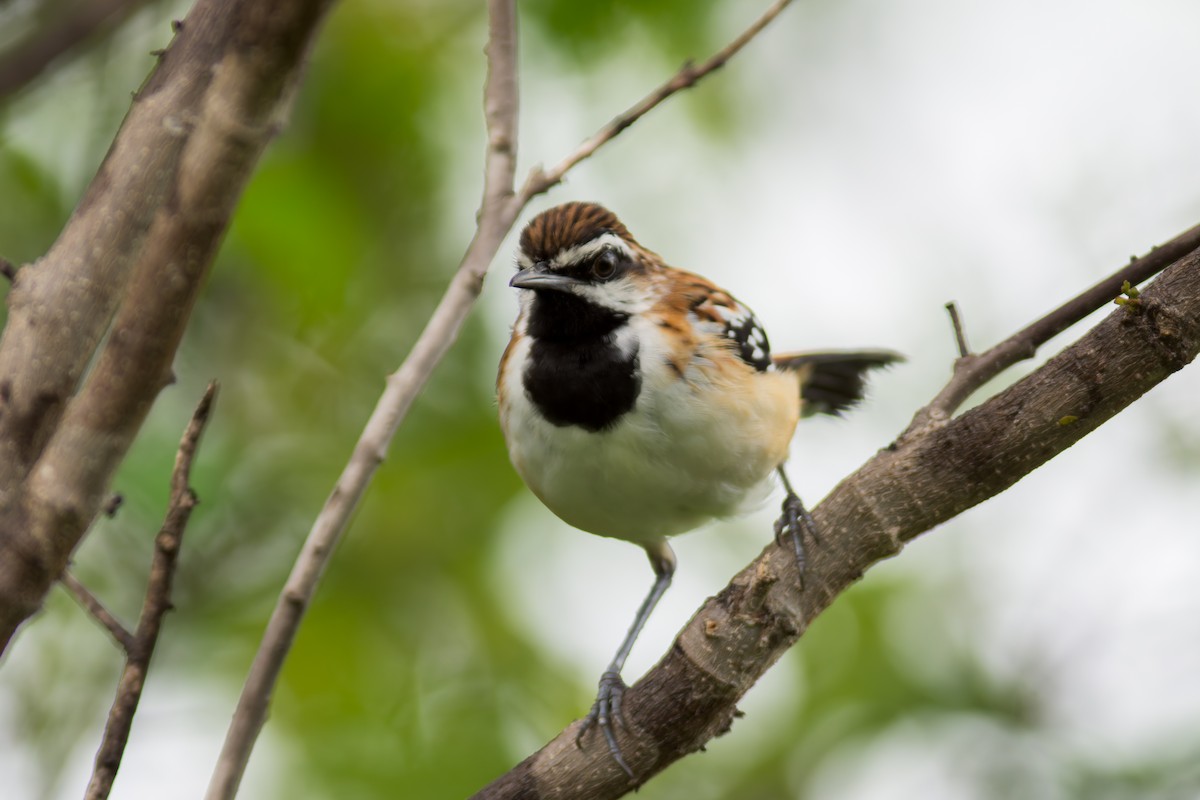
[522, 291, 641, 432]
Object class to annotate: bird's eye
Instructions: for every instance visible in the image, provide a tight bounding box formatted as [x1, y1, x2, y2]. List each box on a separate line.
[591, 249, 621, 281]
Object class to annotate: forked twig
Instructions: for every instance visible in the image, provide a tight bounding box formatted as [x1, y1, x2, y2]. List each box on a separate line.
[84, 381, 218, 800]
[905, 222, 1200, 435]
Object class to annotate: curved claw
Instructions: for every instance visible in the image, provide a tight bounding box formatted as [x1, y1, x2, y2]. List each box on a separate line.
[575, 670, 636, 780]
[774, 492, 819, 582]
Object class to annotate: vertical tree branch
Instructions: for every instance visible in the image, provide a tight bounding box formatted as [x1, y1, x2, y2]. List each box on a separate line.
[204, 3, 524, 797]
[83, 382, 217, 800]
[483, 0, 519, 212]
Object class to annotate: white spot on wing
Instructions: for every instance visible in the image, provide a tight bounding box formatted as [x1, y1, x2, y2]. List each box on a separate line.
[706, 301, 771, 370]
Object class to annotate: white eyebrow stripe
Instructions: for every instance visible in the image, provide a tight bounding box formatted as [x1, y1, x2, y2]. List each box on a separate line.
[551, 233, 634, 268]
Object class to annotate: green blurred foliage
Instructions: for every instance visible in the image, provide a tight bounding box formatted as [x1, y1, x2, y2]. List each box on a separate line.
[0, 147, 65, 264]
[1, 2, 1199, 800]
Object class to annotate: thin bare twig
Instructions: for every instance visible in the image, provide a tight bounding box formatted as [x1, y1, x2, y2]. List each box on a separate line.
[205, 1, 523, 797]
[61, 572, 136, 651]
[208, 2, 793, 798]
[905, 221, 1200, 435]
[520, 0, 794, 198]
[84, 381, 217, 800]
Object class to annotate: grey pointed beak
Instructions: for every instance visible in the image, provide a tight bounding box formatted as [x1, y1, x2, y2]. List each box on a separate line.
[509, 267, 583, 292]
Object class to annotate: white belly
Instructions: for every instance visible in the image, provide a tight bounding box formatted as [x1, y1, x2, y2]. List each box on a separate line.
[499, 333, 800, 544]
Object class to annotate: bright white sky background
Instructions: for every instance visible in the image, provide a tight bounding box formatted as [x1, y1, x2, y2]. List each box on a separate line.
[4, 1, 1200, 798]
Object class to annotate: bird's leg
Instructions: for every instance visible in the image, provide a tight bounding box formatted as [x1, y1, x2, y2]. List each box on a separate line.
[774, 466, 820, 578]
[576, 540, 676, 781]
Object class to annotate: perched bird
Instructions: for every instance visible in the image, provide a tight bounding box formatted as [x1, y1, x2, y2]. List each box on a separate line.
[497, 201, 899, 777]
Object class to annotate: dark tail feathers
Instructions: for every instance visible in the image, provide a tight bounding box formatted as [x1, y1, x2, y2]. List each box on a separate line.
[773, 350, 903, 417]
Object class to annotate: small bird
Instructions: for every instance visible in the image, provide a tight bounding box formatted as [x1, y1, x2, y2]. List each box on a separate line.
[497, 201, 899, 777]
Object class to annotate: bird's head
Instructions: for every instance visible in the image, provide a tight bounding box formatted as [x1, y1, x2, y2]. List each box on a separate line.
[511, 202, 659, 318]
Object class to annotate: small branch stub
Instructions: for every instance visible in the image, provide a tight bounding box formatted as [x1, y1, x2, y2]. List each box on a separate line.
[945, 301, 972, 357]
[61, 572, 136, 652]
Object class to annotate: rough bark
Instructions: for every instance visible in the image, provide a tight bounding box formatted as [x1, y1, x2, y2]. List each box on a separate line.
[470, 250, 1200, 798]
[0, 0, 337, 655]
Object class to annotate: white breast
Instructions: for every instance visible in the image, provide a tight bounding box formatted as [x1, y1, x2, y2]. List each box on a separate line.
[499, 319, 800, 545]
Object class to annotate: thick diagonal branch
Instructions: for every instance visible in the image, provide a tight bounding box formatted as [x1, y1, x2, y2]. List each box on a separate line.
[0, 0, 336, 655]
[471, 251, 1200, 798]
